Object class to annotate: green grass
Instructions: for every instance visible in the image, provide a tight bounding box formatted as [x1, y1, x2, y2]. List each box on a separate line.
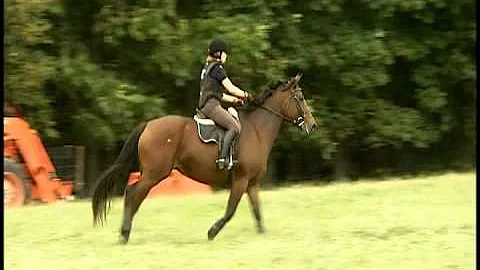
[5, 172, 475, 270]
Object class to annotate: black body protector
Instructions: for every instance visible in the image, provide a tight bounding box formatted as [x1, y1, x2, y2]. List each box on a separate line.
[198, 62, 224, 109]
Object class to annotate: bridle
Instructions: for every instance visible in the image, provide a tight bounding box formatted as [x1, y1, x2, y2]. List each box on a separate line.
[259, 86, 306, 128]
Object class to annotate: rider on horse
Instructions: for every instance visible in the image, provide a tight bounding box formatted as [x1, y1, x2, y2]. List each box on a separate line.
[197, 39, 253, 170]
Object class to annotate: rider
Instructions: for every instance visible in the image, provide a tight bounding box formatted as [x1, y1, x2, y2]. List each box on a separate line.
[197, 39, 252, 170]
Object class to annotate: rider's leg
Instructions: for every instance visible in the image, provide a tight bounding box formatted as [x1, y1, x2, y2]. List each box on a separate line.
[219, 129, 238, 170]
[200, 99, 241, 170]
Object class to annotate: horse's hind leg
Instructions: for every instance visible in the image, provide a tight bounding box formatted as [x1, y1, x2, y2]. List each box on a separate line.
[120, 171, 169, 244]
[207, 176, 249, 241]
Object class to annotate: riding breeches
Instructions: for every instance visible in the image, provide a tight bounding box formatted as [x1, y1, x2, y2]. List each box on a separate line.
[199, 99, 241, 133]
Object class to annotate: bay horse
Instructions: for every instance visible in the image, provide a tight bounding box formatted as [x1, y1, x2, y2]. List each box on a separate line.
[91, 74, 317, 243]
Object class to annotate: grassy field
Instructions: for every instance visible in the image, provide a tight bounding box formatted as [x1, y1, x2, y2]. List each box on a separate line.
[5, 172, 475, 270]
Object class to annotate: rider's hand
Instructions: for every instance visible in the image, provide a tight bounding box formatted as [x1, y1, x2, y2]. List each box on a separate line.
[244, 92, 254, 103]
[235, 98, 244, 106]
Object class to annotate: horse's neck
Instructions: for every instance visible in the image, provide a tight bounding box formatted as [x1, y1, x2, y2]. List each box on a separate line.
[246, 102, 283, 153]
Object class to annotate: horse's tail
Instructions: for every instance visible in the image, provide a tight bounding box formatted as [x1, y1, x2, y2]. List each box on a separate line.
[92, 122, 147, 227]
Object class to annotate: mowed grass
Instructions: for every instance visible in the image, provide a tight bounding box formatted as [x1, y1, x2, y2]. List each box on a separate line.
[5, 172, 475, 270]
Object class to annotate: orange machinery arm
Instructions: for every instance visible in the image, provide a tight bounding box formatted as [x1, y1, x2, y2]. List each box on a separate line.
[4, 117, 60, 202]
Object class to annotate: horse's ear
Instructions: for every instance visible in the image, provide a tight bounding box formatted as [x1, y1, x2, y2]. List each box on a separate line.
[284, 75, 299, 91]
[295, 73, 303, 82]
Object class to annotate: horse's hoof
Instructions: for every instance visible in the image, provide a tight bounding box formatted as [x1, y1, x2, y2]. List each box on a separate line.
[207, 229, 216, 241]
[257, 226, 266, 234]
[119, 236, 129, 245]
[119, 228, 131, 244]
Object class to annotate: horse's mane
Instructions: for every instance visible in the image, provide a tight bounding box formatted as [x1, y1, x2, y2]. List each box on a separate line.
[240, 80, 286, 112]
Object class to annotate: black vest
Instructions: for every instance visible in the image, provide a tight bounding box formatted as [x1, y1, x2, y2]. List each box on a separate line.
[198, 62, 224, 109]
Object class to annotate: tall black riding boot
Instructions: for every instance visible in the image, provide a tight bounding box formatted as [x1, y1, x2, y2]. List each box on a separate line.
[217, 130, 239, 170]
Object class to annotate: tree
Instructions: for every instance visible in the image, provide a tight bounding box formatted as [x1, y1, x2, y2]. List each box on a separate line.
[5, 0, 58, 137]
[5, 0, 475, 183]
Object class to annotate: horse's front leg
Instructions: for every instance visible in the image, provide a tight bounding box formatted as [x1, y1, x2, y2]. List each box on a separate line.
[207, 175, 248, 241]
[247, 182, 265, 234]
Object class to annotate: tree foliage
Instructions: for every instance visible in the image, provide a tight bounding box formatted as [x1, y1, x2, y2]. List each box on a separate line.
[5, 0, 475, 179]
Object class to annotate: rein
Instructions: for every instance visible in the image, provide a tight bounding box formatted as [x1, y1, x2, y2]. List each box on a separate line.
[257, 95, 305, 128]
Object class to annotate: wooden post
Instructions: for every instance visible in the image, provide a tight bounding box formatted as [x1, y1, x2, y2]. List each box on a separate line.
[74, 146, 86, 198]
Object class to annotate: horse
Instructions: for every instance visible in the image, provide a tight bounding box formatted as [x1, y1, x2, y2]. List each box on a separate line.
[91, 74, 318, 243]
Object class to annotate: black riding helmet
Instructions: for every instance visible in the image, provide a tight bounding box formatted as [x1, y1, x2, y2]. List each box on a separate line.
[208, 39, 229, 56]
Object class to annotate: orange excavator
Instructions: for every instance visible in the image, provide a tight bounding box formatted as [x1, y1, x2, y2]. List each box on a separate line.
[4, 116, 75, 208]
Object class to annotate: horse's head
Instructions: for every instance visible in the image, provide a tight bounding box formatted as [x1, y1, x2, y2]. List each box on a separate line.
[260, 74, 318, 135]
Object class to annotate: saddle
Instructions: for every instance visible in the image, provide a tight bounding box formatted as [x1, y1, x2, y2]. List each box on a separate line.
[194, 107, 240, 168]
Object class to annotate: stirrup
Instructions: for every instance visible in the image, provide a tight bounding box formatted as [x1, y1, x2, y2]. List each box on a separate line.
[216, 158, 227, 170]
[216, 158, 226, 164]
[227, 159, 238, 170]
